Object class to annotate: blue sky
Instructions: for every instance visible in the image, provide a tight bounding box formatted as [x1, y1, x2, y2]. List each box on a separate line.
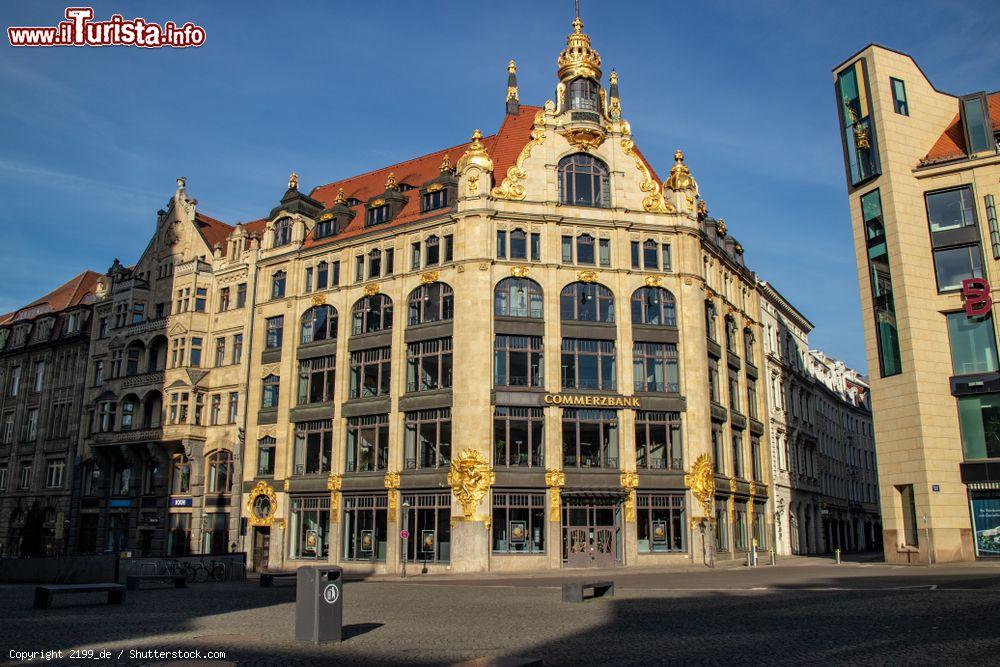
[2, 0, 998, 372]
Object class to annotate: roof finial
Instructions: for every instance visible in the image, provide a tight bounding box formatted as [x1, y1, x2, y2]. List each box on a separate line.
[608, 69, 621, 120]
[335, 187, 346, 205]
[506, 59, 520, 116]
[557, 0, 601, 82]
[385, 172, 398, 190]
[456, 129, 494, 173]
[440, 153, 454, 174]
[288, 171, 298, 190]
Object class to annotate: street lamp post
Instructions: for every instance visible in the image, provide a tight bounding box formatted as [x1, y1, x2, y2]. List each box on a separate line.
[402, 500, 411, 578]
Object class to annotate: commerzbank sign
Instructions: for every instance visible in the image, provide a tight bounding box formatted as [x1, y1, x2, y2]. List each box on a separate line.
[543, 393, 640, 408]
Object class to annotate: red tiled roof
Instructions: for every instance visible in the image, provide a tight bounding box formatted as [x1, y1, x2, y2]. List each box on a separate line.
[195, 211, 234, 253]
[304, 106, 543, 246]
[0, 270, 102, 325]
[921, 92, 1000, 165]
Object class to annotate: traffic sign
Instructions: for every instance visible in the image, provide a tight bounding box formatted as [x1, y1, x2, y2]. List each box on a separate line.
[400, 529, 410, 539]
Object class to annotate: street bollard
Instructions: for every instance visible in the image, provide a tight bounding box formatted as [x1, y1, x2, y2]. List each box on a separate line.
[769, 549, 775, 566]
[295, 566, 344, 644]
[835, 548, 841, 565]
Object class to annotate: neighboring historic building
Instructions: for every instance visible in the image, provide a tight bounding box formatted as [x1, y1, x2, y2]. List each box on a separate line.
[808, 350, 880, 553]
[69, 15, 780, 571]
[758, 280, 821, 555]
[832, 44, 1000, 561]
[759, 282, 881, 556]
[0, 271, 99, 556]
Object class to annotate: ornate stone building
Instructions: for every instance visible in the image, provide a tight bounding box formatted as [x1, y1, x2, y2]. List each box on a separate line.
[70, 15, 784, 571]
[0, 271, 99, 556]
[833, 44, 1000, 562]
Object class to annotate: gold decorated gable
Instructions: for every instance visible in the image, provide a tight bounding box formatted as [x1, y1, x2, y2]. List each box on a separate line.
[621, 132, 675, 214]
[492, 111, 546, 201]
[447, 449, 495, 518]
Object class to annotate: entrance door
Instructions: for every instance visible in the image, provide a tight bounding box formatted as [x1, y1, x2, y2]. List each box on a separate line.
[253, 527, 271, 572]
[563, 503, 618, 568]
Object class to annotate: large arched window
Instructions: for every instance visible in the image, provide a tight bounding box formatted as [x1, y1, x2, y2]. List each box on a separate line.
[560, 282, 614, 323]
[207, 450, 233, 494]
[631, 287, 677, 326]
[494, 278, 543, 319]
[300, 305, 338, 344]
[408, 283, 453, 326]
[568, 77, 599, 111]
[558, 154, 610, 208]
[351, 294, 393, 335]
[273, 218, 293, 247]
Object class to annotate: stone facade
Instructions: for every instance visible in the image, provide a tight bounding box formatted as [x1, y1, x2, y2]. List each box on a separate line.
[0, 272, 98, 556]
[833, 45, 1000, 562]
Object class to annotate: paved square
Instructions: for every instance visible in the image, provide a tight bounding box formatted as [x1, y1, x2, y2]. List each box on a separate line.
[3, 561, 1000, 665]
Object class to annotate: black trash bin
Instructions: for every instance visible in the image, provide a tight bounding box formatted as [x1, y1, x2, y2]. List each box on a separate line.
[295, 565, 343, 643]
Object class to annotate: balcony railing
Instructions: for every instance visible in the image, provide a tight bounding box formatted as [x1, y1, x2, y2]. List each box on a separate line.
[92, 427, 163, 445]
[563, 454, 619, 469]
[121, 371, 165, 389]
[120, 317, 168, 337]
[637, 457, 683, 470]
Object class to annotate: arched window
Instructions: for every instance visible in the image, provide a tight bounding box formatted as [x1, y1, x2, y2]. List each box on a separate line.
[273, 218, 293, 247]
[408, 283, 454, 325]
[558, 154, 610, 208]
[300, 305, 338, 344]
[631, 287, 677, 326]
[560, 282, 614, 323]
[568, 77, 599, 111]
[206, 450, 233, 494]
[351, 294, 393, 335]
[494, 278, 543, 319]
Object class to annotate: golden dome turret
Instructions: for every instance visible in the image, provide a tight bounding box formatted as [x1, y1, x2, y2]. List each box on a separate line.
[457, 129, 494, 173]
[557, 17, 602, 82]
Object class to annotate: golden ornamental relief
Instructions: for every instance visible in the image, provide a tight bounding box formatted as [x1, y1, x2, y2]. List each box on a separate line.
[548, 487, 562, 522]
[310, 294, 327, 306]
[716, 218, 728, 237]
[664, 149, 698, 194]
[383, 471, 401, 489]
[684, 453, 715, 519]
[385, 172, 398, 190]
[457, 129, 493, 173]
[363, 282, 380, 296]
[247, 480, 277, 527]
[510, 265, 530, 278]
[319, 212, 333, 221]
[620, 471, 639, 490]
[467, 173, 479, 194]
[748, 480, 756, 498]
[283, 478, 290, 492]
[492, 115, 547, 201]
[388, 489, 399, 512]
[624, 491, 637, 522]
[447, 449, 495, 519]
[729, 476, 737, 494]
[426, 182, 444, 193]
[728, 495, 735, 520]
[559, 127, 605, 151]
[545, 468, 565, 488]
[577, 269, 598, 283]
[327, 474, 342, 492]
[420, 270, 440, 285]
[697, 199, 708, 221]
[370, 198, 385, 208]
[644, 275, 663, 288]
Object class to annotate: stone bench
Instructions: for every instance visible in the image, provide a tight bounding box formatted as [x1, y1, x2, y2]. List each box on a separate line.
[126, 574, 187, 591]
[34, 583, 125, 609]
[561, 580, 614, 603]
[260, 572, 296, 587]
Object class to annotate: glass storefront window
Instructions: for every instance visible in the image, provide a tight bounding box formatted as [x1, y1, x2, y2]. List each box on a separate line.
[402, 493, 451, 563]
[289, 496, 330, 560]
[492, 491, 545, 553]
[343, 494, 388, 561]
[636, 494, 685, 553]
[947, 312, 999, 375]
[958, 393, 1000, 459]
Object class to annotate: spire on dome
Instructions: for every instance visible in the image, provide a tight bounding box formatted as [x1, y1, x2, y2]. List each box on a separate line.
[557, 8, 602, 82]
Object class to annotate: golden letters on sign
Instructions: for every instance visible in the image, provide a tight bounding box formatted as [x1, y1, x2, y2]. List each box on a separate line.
[448, 449, 495, 519]
[684, 453, 715, 519]
[543, 393, 640, 408]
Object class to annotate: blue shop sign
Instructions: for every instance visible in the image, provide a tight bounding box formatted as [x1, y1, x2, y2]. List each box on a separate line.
[108, 499, 132, 508]
[170, 497, 193, 507]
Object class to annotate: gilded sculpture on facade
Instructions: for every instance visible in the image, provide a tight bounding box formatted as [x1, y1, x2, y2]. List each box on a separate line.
[247, 480, 277, 527]
[448, 449, 495, 519]
[545, 469, 565, 522]
[664, 149, 698, 193]
[684, 453, 715, 519]
[621, 470, 639, 522]
[492, 112, 546, 200]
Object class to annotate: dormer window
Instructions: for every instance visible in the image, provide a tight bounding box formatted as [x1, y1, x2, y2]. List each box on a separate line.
[422, 188, 449, 212]
[960, 93, 995, 156]
[367, 203, 390, 227]
[315, 216, 334, 239]
[273, 218, 293, 247]
[346, 197, 362, 207]
[569, 78, 599, 112]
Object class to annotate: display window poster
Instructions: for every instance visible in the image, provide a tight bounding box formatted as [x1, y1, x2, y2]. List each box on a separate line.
[972, 495, 1000, 556]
